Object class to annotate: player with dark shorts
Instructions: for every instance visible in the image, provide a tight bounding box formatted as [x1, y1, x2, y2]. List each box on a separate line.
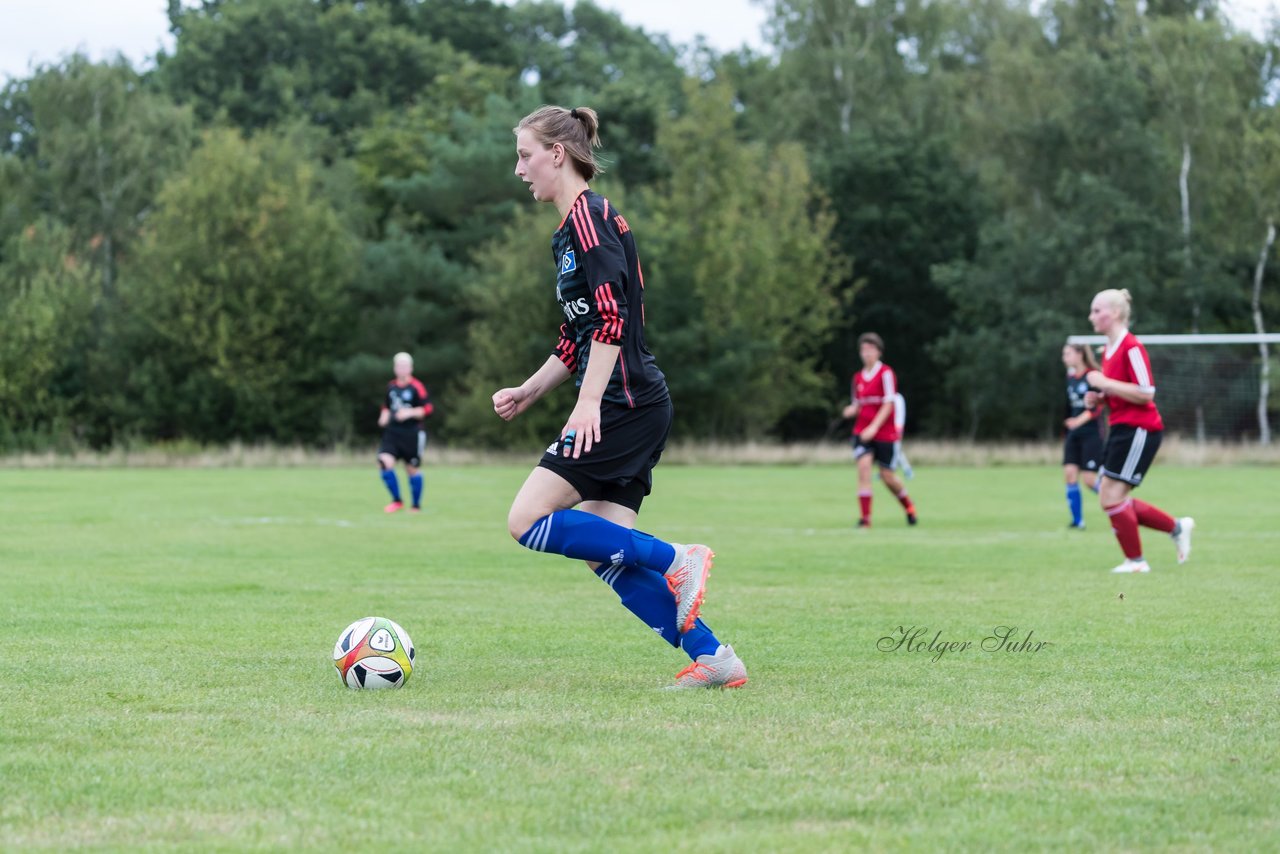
[1061, 342, 1103, 528]
[842, 332, 917, 527]
[377, 352, 433, 513]
[1084, 289, 1194, 573]
[493, 104, 746, 689]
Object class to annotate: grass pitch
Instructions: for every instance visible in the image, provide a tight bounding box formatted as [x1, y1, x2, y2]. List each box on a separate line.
[0, 464, 1276, 851]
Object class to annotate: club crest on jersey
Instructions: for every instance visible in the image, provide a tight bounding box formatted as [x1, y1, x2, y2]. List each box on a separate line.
[560, 250, 577, 275]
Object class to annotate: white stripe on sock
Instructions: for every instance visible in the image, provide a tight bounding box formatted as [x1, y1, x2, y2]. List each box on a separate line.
[528, 517, 549, 552]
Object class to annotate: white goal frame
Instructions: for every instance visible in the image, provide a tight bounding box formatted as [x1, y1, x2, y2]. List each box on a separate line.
[1066, 333, 1280, 445]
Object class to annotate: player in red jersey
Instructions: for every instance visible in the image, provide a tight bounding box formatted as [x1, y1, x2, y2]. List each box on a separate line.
[841, 332, 917, 527]
[1083, 289, 1194, 573]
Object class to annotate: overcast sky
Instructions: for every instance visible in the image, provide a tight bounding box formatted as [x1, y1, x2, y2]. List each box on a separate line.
[0, 0, 1275, 83]
[0, 0, 771, 83]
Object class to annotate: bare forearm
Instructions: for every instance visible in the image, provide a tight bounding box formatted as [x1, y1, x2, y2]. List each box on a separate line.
[521, 356, 573, 403]
[577, 342, 620, 404]
[1099, 378, 1154, 405]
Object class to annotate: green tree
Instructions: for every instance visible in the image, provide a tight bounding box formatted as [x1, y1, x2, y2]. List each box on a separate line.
[109, 128, 357, 443]
[450, 202, 577, 448]
[0, 55, 194, 300]
[159, 0, 470, 141]
[641, 80, 845, 439]
[0, 219, 96, 447]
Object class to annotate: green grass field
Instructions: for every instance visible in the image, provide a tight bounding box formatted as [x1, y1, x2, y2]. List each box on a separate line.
[1, 464, 1276, 851]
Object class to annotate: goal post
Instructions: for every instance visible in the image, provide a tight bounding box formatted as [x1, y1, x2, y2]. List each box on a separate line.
[1065, 333, 1280, 445]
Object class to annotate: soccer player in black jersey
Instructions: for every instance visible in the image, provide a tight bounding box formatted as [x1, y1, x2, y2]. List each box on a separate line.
[492, 105, 746, 689]
[377, 352, 433, 513]
[1060, 342, 1103, 528]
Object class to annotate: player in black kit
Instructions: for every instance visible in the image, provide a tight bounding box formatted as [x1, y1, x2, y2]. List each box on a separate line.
[491, 105, 747, 689]
[1061, 342, 1103, 528]
[377, 352, 433, 513]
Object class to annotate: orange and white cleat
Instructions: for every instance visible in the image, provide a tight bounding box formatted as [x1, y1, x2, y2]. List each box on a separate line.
[664, 544, 713, 633]
[668, 645, 748, 690]
[383, 501, 404, 514]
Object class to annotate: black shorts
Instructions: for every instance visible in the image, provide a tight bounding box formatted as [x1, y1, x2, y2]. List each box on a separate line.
[852, 438, 895, 469]
[538, 399, 672, 512]
[1100, 425, 1162, 487]
[379, 429, 426, 467]
[1063, 425, 1104, 471]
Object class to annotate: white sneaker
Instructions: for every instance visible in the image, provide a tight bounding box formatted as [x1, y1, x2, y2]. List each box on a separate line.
[667, 644, 748, 690]
[664, 544, 713, 634]
[1172, 517, 1195, 564]
[1111, 558, 1151, 573]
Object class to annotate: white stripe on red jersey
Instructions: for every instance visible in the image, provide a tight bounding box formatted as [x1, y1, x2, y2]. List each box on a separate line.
[1102, 331, 1163, 431]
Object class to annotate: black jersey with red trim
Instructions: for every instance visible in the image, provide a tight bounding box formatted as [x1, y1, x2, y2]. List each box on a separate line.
[550, 190, 668, 408]
[382, 377, 432, 433]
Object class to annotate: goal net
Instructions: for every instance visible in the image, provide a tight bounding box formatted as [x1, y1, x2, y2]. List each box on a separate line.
[1065, 333, 1280, 444]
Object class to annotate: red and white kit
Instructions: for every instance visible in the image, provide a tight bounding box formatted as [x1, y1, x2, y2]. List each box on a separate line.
[852, 363, 901, 442]
[1101, 332, 1163, 431]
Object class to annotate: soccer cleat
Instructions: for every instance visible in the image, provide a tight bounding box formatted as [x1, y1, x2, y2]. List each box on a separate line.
[907, 513, 918, 526]
[1172, 517, 1195, 564]
[409, 506, 422, 513]
[664, 544, 713, 634]
[383, 501, 404, 514]
[668, 644, 748, 690]
[857, 518, 871, 528]
[1111, 558, 1151, 574]
[1068, 521, 1086, 530]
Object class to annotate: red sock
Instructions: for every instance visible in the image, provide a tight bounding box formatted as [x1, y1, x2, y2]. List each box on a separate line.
[1131, 499, 1176, 533]
[1104, 499, 1144, 559]
[896, 490, 915, 515]
[858, 491, 872, 521]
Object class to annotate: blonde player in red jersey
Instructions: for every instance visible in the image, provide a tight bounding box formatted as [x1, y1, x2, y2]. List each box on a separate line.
[1083, 289, 1194, 573]
[841, 332, 917, 527]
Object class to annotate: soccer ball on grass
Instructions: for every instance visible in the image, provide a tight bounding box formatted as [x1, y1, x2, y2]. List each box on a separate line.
[333, 616, 415, 689]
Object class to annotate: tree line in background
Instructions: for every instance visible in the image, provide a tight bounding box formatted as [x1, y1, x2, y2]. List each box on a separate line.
[1, 0, 1277, 451]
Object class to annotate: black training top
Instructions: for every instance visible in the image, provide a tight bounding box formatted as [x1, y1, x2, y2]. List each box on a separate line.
[383, 377, 432, 433]
[549, 189, 668, 409]
[1065, 370, 1095, 433]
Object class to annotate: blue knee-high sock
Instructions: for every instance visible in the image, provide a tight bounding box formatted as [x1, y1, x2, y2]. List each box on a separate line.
[594, 564, 721, 660]
[381, 470, 401, 502]
[519, 509, 677, 573]
[1066, 483, 1083, 526]
[409, 473, 423, 508]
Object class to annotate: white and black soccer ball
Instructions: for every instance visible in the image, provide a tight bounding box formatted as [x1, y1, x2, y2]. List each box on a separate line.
[333, 616, 415, 690]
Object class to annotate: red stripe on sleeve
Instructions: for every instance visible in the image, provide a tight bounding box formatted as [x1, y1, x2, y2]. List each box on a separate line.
[554, 323, 578, 371]
[583, 201, 601, 247]
[570, 206, 591, 250]
[592, 283, 623, 344]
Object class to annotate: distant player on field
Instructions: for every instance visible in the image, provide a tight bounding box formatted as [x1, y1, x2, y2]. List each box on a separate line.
[377, 352, 433, 513]
[1061, 342, 1103, 528]
[1084, 289, 1194, 573]
[841, 332, 917, 527]
[492, 104, 746, 689]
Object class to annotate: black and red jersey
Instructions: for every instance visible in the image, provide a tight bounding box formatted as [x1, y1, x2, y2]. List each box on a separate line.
[550, 190, 667, 409]
[382, 377, 432, 432]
